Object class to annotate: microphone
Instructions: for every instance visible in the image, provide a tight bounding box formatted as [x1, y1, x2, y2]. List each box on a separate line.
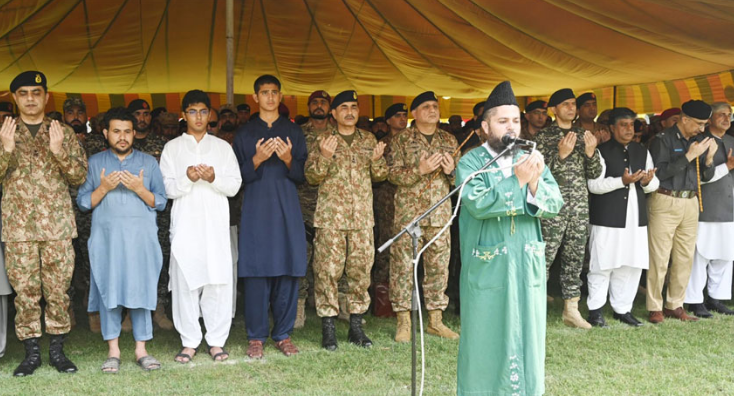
[501, 134, 534, 147]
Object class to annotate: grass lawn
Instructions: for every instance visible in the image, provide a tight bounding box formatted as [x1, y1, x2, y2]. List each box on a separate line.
[1, 298, 733, 395]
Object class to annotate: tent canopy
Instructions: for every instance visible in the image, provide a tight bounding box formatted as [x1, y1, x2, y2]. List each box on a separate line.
[1, 0, 734, 101]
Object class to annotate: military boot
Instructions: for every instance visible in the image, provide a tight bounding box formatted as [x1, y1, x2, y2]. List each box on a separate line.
[49, 334, 78, 373]
[426, 310, 459, 339]
[562, 297, 592, 329]
[347, 314, 372, 348]
[13, 338, 42, 377]
[395, 311, 411, 343]
[321, 317, 338, 351]
[153, 303, 174, 330]
[338, 293, 366, 324]
[294, 298, 306, 329]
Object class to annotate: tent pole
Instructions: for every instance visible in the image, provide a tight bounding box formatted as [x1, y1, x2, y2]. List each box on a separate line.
[613, 85, 617, 108]
[226, 0, 234, 105]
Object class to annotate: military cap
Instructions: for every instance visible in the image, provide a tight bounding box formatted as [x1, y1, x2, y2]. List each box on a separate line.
[127, 99, 150, 112]
[659, 107, 681, 122]
[681, 100, 712, 121]
[410, 91, 439, 111]
[10, 70, 47, 93]
[63, 97, 86, 112]
[158, 112, 179, 126]
[373, 116, 386, 124]
[219, 104, 235, 115]
[237, 103, 250, 112]
[484, 81, 518, 111]
[331, 90, 359, 110]
[525, 100, 547, 113]
[472, 102, 485, 117]
[0, 101, 13, 113]
[576, 92, 597, 108]
[385, 103, 407, 119]
[308, 90, 331, 105]
[548, 88, 575, 107]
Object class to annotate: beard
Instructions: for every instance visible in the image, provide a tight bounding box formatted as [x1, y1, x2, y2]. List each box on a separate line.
[69, 123, 85, 134]
[310, 110, 327, 120]
[111, 143, 132, 156]
[220, 121, 236, 132]
[486, 131, 511, 156]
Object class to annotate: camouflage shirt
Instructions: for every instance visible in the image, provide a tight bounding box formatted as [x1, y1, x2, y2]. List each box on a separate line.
[305, 127, 388, 230]
[535, 122, 602, 216]
[0, 117, 88, 242]
[387, 126, 458, 228]
[133, 132, 168, 162]
[83, 132, 108, 158]
[298, 120, 330, 227]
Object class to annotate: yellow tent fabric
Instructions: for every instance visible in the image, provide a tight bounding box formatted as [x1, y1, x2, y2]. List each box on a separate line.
[1, 0, 734, 100]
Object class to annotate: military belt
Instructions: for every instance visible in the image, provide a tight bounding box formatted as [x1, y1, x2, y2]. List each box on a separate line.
[656, 188, 697, 199]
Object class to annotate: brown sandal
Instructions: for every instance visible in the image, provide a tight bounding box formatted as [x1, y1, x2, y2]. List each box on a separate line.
[275, 338, 299, 357]
[247, 340, 264, 359]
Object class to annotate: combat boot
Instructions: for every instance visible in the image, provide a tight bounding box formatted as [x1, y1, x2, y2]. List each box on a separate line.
[153, 303, 174, 330]
[338, 293, 366, 324]
[13, 338, 42, 377]
[48, 334, 78, 373]
[395, 311, 411, 342]
[562, 297, 592, 329]
[347, 314, 372, 348]
[321, 317, 338, 351]
[426, 310, 459, 339]
[294, 298, 306, 329]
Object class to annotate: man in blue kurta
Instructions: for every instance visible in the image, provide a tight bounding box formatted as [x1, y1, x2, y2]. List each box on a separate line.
[456, 82, 563, 395]
[233, 75, 308, 359]
[77, 107, 167, 373]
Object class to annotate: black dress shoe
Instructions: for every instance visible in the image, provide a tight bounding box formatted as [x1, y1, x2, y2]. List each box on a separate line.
[688, 303, 713, 319]
[706, 299, 734, 315]
[587, 308, 608, 328]
[13, 338, 42, 377]
[347, 314, 373, 348]
[613, 312, 643, 327]
[49, 334, 77, 373]
[321, 317, 338, 351]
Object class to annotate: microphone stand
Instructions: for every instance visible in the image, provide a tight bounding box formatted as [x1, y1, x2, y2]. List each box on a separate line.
[378, 141, 520, 396]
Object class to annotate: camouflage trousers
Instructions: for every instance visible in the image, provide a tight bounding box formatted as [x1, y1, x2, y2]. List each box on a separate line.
[157, 201, 172, 305]
[313, 228, 374, 317]
[72, 207, 92, 297]
[541, 211, 589, 300]
[297, 239, 315, 300]
[6, 239, 75, 340]
[389, 226, 450, 312]
[372, 183, 396, 284]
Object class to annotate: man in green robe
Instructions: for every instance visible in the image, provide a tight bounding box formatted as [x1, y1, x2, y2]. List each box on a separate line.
[456, 81, 564, 396]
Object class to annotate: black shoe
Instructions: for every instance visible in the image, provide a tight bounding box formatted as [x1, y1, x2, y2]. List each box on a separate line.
[687, 303, 713, 319]
[613, 312, 644, 327]
[321, 317, 338, 351]
[13, 338, 42, 377]
[587, 308, 608, 328]
[706, 299, 734, 315]
[347, 314, 373, 348]
[48, 334, 78, 373]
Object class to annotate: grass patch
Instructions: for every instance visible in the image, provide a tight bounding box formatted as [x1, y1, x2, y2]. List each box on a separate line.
[1, 298, 733, 395]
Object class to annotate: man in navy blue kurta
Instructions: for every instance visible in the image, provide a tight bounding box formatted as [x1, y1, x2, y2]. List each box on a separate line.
[233, 75, 307, 358]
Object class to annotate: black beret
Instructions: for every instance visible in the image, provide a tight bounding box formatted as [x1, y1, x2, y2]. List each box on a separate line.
[576, 92, 597, 108]
[484, 81, 518, 112]
[548, 88, 575, 107]
[10, 70, 47, 93]
[127, 99, 150, 112]
[0, 101, 13, 113]
[472, 102, 484, 116]
[385, 103, 407, 119]
[525, 100, 547, 113]
[237, 103, 250, 112]
[681, 100, 712, 120]
[373, 116, 386, 124]
[331, 90, 358, 110]
[607, 107, 636, 126]
[410, 91, 439, 111]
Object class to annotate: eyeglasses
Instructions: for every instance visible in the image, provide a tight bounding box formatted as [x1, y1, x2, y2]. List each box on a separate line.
[208, 121, 218, 128]
[185, 109, 210, 117]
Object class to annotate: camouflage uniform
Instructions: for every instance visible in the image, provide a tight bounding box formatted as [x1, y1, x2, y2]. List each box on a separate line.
[305, 127, 388, 317]
[133, 133, 171, 305]
[372, 132, 399, 284]
[0, 118, 87, 340]
[387, 126, 457, 312]
[535, 122, 602, 299]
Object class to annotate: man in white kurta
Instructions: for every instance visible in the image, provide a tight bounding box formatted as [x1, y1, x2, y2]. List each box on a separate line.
[587, 108, 659, 327]
[685, 103, 734, 317]
[160, 90, 242, 362]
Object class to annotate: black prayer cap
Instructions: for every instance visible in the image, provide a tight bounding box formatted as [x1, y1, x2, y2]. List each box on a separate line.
[484, 81, 518, 112]
[607, 107, 636, 126]
[10, 70, 47, 93]
[0, 101, 13, 113]
[127, 99, 150, 112]
[576, 92, 596, 108]
[237, 103, 250, 112]
[525, 100, 547, 113]
[331, 90, 358, 110]
[385, 103, 407, 119]
[410, 91, 438, 111]
[681, 100, 712, 121]
[548, 88, 575, 107]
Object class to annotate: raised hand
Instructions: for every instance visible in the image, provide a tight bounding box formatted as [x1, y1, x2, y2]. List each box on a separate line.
[726, 148, 734, 171]
[0, 116, 16, 153]
[621, 167, 644, 185]
[583, 130, 598, 158]
[372, 141, 386, 161]
[558, 131, 577, 160]
[440, 152, 455, 175]
[686, 137, 711, 161]
[49, 120, 65, 155]
[186, 165, 201, 182]
[319, 135, 338, 159]
[254, 138, 277, 163]
[274, 137, 293, 163]
[640, 168, 657, 186]
[418, 151, 443, 175]
[121, 169, 145, 192]
[196, 164, 215, 183]
[100, 168, 121, 192]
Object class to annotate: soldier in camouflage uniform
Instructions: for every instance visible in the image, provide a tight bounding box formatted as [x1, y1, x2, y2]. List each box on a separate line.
[1, 71, 88, 376]
[535, 88, 601, 329]
[574, 92, 610, 144]
[371, 103, 407, 317]
[127, 99, 174, 330]
[387, 92, 459, 342]
[305, 90, 387, 351]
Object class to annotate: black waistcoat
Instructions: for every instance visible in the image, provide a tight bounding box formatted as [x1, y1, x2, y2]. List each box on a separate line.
[590, 139, 648, 228]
